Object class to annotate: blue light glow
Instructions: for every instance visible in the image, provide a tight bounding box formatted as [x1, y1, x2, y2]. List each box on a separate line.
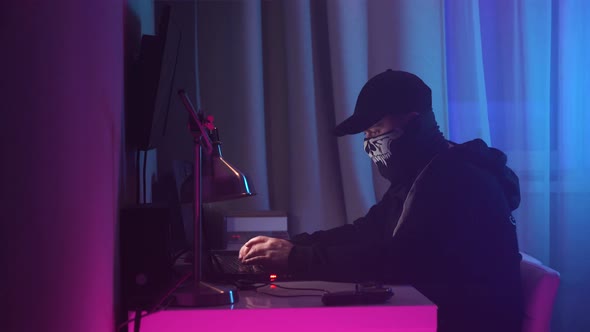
[441, 2, 590, 331]
[243, 178, 251, 195]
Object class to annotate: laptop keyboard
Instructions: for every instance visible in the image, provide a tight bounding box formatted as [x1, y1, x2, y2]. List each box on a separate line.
[212, 253, 265, 274]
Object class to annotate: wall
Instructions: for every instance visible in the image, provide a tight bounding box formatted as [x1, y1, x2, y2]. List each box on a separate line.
[1, 1, 123, 331]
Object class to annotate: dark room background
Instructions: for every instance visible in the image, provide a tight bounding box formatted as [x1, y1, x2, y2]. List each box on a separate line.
[2, 1, 589, 331]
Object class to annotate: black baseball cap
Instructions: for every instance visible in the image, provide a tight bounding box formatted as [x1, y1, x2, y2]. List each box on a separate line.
[334, 69, 432, 136]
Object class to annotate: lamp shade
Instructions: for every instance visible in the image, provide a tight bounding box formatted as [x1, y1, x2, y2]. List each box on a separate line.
[201, 136, 255, 203]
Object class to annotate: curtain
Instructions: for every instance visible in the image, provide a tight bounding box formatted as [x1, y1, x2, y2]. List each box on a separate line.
[194, 1, 590, 330]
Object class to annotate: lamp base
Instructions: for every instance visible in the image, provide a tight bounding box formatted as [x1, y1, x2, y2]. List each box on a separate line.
[173, 281, 239, 307]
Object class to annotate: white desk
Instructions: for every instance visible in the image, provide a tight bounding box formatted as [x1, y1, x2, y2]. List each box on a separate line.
[129, 281, 437, 332]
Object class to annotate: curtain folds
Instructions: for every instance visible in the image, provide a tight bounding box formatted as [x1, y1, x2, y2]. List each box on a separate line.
[194, 1, 590, 330]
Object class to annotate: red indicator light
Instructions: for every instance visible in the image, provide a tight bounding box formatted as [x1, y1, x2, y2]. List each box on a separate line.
[269, 274, 277, 282]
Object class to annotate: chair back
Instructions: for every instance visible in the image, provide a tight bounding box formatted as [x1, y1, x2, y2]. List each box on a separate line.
[520, 252, 560, 332]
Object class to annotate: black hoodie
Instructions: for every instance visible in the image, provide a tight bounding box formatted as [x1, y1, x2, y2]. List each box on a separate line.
[288, 139, 523, 332]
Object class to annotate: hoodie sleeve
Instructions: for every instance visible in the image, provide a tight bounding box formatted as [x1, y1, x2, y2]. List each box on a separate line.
[286, 181, 427, 283]
[287, 186, 405, 282]
[289, 185, 403, 246]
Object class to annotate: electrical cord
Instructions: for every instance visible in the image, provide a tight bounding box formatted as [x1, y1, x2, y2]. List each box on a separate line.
[271, 284, 330, 293]
[133, 309, 141, 332]
[160, 31, 182, 138]
[118, 312, 147, 332]
[255, 291, 324, 298]
[136, 150, 140, 205]
[149, 271, 193, 313]
[117, 271, 193, 332]
[255, 283, 329, 298]
[117, 297, 176, 332]
[142, 149, 147, 204]
[231, 280, 271, 290]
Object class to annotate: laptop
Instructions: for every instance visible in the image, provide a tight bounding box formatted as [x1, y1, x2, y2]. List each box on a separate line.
[199, 211, 292, 285]
[205, 250, 294, 285]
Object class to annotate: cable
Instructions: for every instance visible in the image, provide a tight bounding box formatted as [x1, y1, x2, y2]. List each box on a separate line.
[255, 283, 329, 298]
[256, 291, 324, 298]
[136, 150, 140, 205]
[160, 31, 182, 138]
[133, 309, 141, 332]
[252, 283, 271, 289]
[118, 312, 148, 332]
[149, 271, 193, 313]
[232, 280, 270, 290]
[117, 272, 193, 331]
[270, 284, 330, 293]
[142, 150, 147, 204]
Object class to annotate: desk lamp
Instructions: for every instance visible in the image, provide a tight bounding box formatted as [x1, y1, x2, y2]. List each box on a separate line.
[175, 90, 255, 306]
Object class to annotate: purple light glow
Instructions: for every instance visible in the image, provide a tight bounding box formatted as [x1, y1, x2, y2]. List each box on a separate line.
[3, 1, 123, 331]
[130, 305, 436, 332]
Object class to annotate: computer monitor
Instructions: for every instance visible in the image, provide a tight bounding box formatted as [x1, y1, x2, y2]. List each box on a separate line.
[126, 5, 181, 150]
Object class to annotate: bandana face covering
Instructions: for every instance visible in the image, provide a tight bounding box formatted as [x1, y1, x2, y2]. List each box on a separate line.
[362, 112, 449, 184]
[363, 128, 404, 166]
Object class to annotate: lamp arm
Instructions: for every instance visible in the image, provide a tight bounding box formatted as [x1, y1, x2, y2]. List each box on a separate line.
[178, 90, 213, 154]
[174, 89, 242, 307]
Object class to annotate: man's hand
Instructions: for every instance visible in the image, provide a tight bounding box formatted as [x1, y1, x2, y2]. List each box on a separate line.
[238, 236, 294, 271]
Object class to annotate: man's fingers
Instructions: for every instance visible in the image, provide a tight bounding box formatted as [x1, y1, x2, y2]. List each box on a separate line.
[242, 255, 267, 266]
[241, 244, 268, 262]
[243, 236, 268, 248]
[240, 236, 269, 259]
[238, 245, 250, 260]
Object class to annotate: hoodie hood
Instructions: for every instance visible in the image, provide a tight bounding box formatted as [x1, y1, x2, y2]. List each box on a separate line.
[451, 139, 521, 211]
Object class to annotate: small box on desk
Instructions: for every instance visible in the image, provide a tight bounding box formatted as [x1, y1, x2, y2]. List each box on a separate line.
[202, 209, 289, 250]
[223, 211, 289, 250]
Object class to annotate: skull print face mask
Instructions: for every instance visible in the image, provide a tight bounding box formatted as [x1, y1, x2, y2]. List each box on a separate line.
[361, 112, 449, 184]
[363, 128, 404, 166]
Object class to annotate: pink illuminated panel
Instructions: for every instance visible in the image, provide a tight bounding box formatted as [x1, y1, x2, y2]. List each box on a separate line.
[129, 284, 436, 332]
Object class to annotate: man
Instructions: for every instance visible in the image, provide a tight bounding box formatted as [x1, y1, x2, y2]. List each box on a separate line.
[239, 69, 523, 331]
